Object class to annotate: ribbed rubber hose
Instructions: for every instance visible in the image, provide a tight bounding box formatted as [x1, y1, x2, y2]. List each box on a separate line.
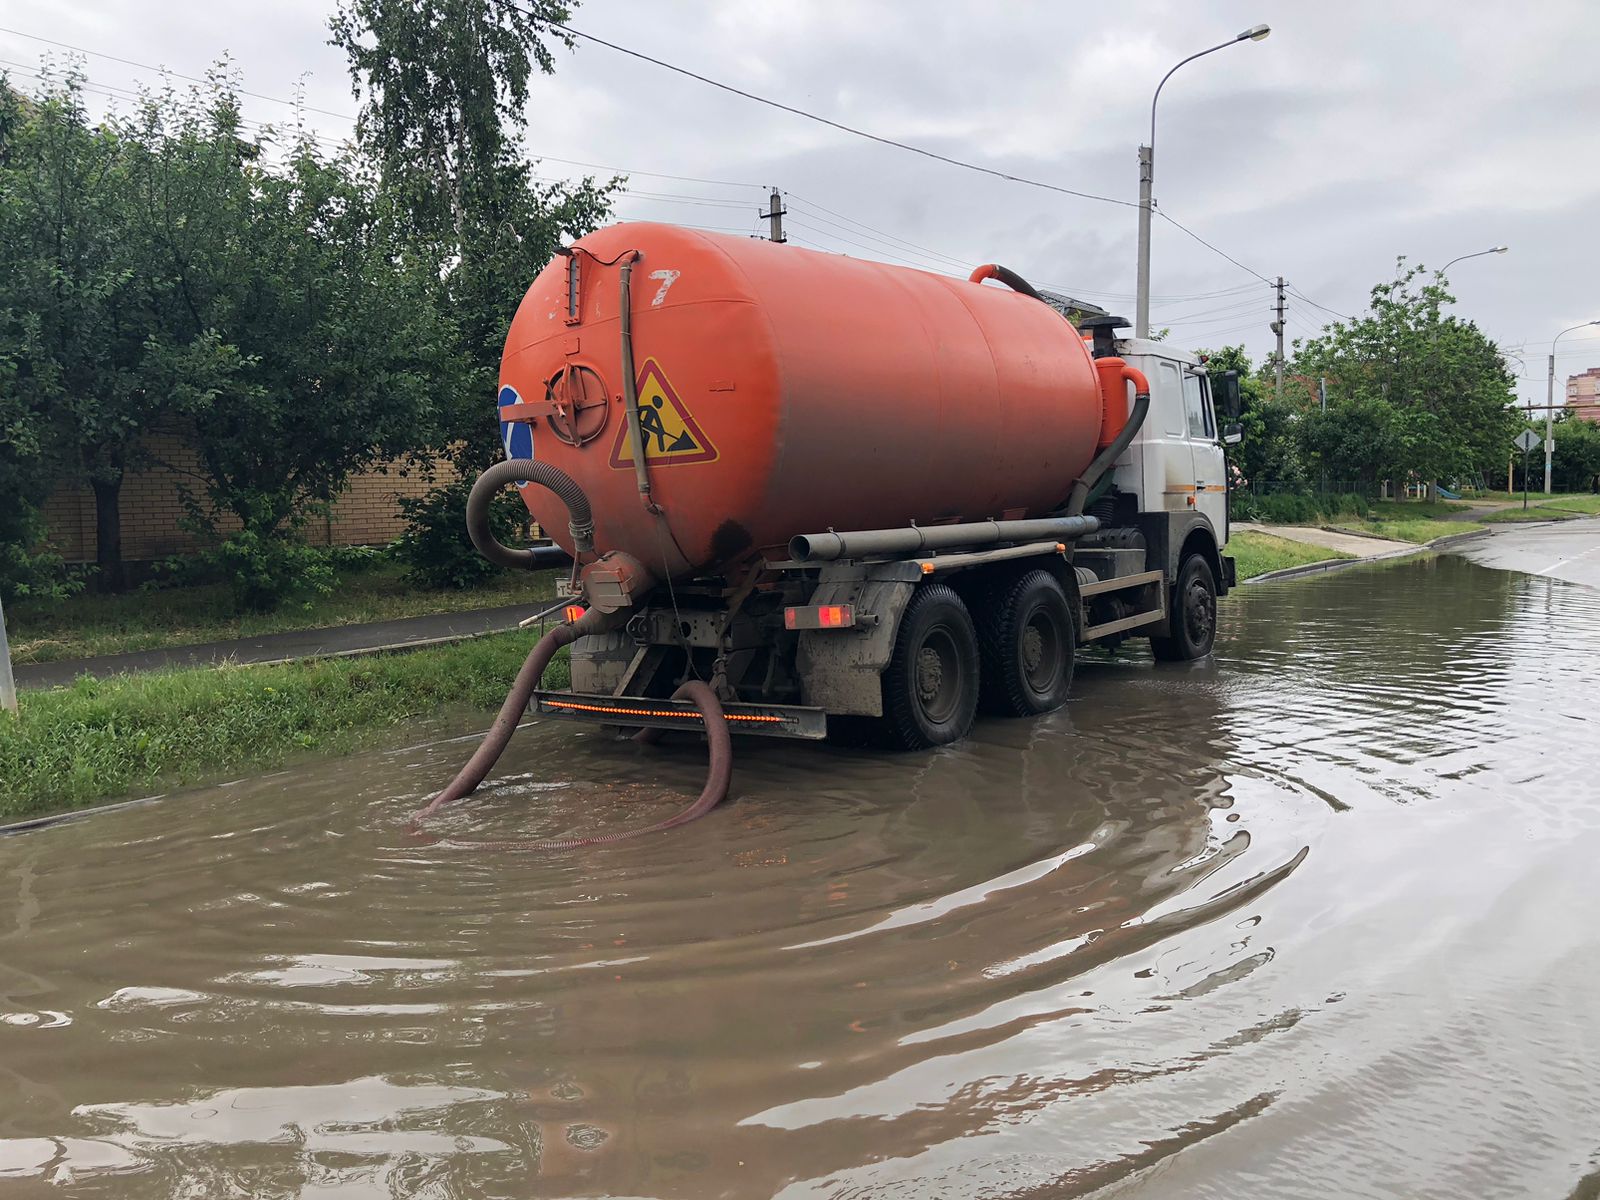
[414, 674, 733, 848]
[524, 681, 732, 849]
[466, 458, 593, 571]
[412, 619, 587, 822]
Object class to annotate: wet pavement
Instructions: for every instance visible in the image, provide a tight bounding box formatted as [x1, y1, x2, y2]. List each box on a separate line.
[2, 541, 1599, 1198]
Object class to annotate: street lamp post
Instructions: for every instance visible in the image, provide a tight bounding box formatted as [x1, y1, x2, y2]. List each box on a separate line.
[1135, 23, 1270, 339]
[1546, 320, 1600, 494]
[1438, 246, 1509, 275]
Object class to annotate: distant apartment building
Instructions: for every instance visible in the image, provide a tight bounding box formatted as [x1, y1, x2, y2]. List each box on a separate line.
[1567, 367, 1600, 424]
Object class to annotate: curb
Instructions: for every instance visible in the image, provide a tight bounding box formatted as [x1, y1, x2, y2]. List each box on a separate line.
[1243, 527, 1489, 586]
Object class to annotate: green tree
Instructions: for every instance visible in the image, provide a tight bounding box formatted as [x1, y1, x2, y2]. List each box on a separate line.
[122, 84, 456, 609]
[0, 69, 163, 591]
[1546, 414, 1600, 492]
[332, 0, 617, 586]
[1288, 260, 1518, 493]
[1196, 344, 1302, 487]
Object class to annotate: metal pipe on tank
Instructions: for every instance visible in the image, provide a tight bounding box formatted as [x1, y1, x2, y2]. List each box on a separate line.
[790, 515, 1100, 563]
[615, 252, 658, 513]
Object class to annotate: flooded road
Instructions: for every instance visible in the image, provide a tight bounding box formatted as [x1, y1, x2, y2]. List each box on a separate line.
[3, 548, 1599, 1198]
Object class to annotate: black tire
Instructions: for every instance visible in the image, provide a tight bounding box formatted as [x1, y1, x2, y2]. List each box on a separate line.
[976, 569, 1075, 716]
[876, 583, 980, 750]
[1151, 553, 1218, 662]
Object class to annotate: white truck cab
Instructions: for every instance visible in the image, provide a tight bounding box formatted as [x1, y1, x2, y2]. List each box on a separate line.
[1113, 336, 1234, 547]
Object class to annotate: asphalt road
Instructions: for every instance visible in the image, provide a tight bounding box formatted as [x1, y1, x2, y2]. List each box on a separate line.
[1447, 517, 1600, 589]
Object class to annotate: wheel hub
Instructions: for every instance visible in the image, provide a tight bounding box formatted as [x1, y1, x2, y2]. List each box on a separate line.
[1184, 580, 1216, 642]
[1021, 626, 1044, 674]
[916, 646, 944, 702]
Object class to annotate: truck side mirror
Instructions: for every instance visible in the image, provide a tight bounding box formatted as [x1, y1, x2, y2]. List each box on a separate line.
[1222, 423, 1243, 446]
[1215, 370, 1242, 421]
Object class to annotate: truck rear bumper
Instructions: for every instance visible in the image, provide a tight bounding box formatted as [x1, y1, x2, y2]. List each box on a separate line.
[530, 690, 828, 740]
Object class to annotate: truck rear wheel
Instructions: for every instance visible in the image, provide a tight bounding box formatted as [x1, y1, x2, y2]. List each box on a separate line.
[976, 569, 1075, 717]
[1151, 552, 1217, 662]
[877, 583, 979, 750]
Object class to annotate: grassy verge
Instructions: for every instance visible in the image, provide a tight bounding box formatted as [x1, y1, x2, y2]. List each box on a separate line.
[1230, 531, 1353, 579]
[8, 560, 556, 665]
[0, 630, 568, 821]
[1482, 496, 1600, 523]
[1331, 517, 1482, 544]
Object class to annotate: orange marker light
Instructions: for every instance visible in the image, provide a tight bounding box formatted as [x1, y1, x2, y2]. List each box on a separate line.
[564, 605, 587, 623]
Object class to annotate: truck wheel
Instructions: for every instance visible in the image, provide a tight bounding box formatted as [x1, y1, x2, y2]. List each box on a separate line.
[1151, 553, 1218, 662]
[976, 569, 1075, 716]
[878, 583, 979, 750]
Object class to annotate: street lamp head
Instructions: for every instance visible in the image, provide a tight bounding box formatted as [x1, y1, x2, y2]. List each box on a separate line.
[1492, 245, 1509, 254]
[1238, 24, 1271, 41]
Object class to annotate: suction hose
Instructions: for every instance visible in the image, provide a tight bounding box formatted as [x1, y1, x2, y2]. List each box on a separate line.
[413, 611, 600, 821]
[520, 681, 732, 850]
[465, 457, 594, 571]
[1067, 365, 1151, 517]
[411, 615, 735, 844]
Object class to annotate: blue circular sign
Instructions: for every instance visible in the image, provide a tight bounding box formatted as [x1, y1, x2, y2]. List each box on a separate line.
[498, 385, 533, 486]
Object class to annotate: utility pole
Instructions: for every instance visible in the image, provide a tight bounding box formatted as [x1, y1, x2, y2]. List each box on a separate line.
[1271, 276, 1286, 399]
[1133, 25, 1271, 338]
[1547, 320, 1600, 494]
[761, 187, 787, 244]
[1546, 350, 1556, 495]
[0, 593, 16, 715]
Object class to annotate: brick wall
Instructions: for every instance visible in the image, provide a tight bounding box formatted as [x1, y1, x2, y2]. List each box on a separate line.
[42, 434, 452, 564]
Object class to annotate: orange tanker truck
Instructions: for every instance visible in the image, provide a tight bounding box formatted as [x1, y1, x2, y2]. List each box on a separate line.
[418, 222, 1241, 838]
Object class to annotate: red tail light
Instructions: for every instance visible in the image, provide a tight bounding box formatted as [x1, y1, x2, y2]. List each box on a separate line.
[563, 605, 587, 623]
[784, 603, 856, 630]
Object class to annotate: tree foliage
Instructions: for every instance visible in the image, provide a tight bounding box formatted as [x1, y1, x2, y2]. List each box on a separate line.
[1, 69, 460, 610]
[332, 0, 618, 583]
[0, 68, 157, 592]
[1197, 344, 1302, 487]
[1288, 260, 1518, 489]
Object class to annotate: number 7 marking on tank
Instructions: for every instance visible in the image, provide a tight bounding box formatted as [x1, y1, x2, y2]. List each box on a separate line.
[610, 359, 719, 468]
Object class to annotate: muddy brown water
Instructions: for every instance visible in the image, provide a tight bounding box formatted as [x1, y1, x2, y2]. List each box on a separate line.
[2, 553, 1599, 1198]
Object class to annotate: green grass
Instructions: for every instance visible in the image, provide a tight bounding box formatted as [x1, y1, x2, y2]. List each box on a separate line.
[1482, 496, 1600, 523]
[8, 560, 555, 665]
[1229, 531, 1353, 580]
[1331, 517, 1481, 544]
[0, 631, 570, 821]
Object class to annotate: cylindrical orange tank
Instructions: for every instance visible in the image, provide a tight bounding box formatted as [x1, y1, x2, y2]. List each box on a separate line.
[498, 222, 1107, 580]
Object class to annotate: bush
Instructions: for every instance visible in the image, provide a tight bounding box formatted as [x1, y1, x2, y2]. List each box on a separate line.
[395, 475, 518, 590]
[201, 530, 335, 613]
[1233, 490, 1371, 525]
[0, 503, 82, 607]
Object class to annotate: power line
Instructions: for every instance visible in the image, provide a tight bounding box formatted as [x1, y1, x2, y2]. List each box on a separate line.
[1154, 208, 1273, 286]
[0, 25, 770, 193]
[0, 25, 356, 121]
[785, 219, 962, 276]
[1285, 285, 1355, 322]
[784, 192, 976, 269]
[533, 12, 1138, 210]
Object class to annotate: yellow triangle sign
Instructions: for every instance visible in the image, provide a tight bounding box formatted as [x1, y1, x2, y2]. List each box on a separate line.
[609, 360, 718, 468]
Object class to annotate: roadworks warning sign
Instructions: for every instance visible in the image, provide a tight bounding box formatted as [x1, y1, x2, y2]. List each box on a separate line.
[609, 359, 718, 468]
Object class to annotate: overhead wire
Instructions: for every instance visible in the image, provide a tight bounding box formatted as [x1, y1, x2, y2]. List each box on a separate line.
[9, 17, 1350, 329]
[532, 12, 1139, 209]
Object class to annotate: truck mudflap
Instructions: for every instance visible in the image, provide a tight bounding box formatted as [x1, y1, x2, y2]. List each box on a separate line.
[530, 690, 828, 740]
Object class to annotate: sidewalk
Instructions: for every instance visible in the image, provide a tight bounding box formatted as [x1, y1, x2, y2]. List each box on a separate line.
[1233, 521, 1415, 557]
[14, 603, 537, 690]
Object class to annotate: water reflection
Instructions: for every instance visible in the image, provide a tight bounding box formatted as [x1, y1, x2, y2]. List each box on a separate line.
[0, 554, 1597, 1197]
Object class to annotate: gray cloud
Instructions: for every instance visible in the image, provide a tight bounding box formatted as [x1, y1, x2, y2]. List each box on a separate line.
[5, 0, 1597, 407]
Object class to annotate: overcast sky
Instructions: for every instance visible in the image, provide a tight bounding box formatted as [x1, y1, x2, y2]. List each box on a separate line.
[5, 0, 1597, 412]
